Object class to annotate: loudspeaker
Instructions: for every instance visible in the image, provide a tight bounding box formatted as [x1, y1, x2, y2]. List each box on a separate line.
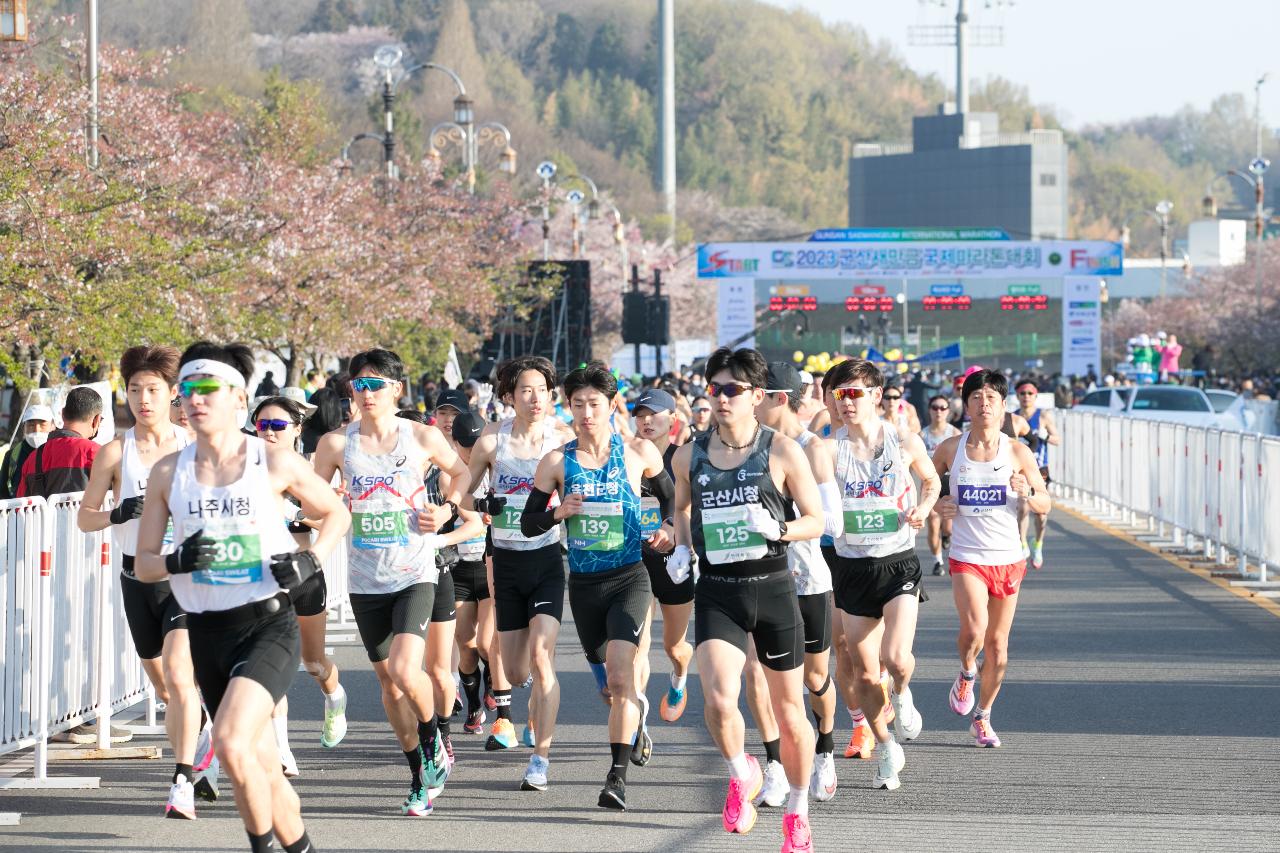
[647, 295, 670, 346]
[622, 291, 649, 345]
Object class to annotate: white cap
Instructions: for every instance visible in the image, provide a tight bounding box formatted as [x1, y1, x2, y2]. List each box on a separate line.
[798, 370, 814, 385]
[21, 404, 54, 424]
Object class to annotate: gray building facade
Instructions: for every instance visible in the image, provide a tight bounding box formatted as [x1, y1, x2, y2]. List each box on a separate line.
[848, 107, 1069, 240]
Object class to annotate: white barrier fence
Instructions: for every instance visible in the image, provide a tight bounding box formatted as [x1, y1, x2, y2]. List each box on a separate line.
[1050, 410, 1280, 583]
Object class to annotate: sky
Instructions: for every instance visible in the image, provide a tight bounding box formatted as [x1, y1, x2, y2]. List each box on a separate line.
[765, 0, 1280, 130]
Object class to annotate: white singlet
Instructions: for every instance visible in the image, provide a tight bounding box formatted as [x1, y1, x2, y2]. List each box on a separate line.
[789, 431, 832, 595]
[167, 435, 295, 613]
[832, 423, 917, 560]
[489, 418, 563, 551]
[920, 422, 960, 455]
[947, 431, 1024, 565]
[115, 424, 190, 562]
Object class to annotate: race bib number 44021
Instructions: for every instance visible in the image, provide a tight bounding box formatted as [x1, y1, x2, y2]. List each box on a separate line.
[956, 478, 1009, 516]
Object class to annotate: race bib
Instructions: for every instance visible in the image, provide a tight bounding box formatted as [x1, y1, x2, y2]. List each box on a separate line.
[842, 494, 901, 545]
[701, 505, 767, 565]
[566, 501, 624, 552]
[351, 496, 410, 549]
[193, 516, 262, 585]
[956, 476, 1009, 516]
[457, 535, 486, 559]
[490, 493, 528, 542]
[640, 497, 663, 537]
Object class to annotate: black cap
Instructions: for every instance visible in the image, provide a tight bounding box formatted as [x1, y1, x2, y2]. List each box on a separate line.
[633, 388, 676, 414]
[765, 362, 805, 394]
[435, 389, 471, 413]
[451, 412, 485, 447]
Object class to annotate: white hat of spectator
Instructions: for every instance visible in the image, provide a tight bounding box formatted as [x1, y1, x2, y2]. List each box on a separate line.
[21, 404, 55, 424]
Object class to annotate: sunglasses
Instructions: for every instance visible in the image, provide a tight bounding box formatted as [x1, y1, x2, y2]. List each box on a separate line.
[930, 405, 950, 412]
[255, 418, 293, 432]
[832, 386, 870, 401]
[178, 378, 230, 398]
[351, 376, 396, 393]
[883, 394, 902, 401]
[706, 382, 753, 399]
[692, 407, 712, 414]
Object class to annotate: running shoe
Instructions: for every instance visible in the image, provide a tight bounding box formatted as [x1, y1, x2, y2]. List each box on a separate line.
[194, 756, 219, 802]
[722, 755, 762, 834]
[890, 688, 923, 741]
[931, 560, 944, 576]
[320, 692, 348, 749]
[485, 718, 517, 751]
[809, 751, 837, 802]
[949, 673, 976, 716]
[463, 707, 486, 734]
[442, 732, 456, 769]
[520, 754, 549, 791]
[844, 721, 874, 759]
[521, 674, 534, 689]
[597, 772, 627, 810]
[484, 688, 497, 713]
[425, 736, 450, 798]
[280, 747, 299, 778]
[871, 740, 904, 790]
[1021, 539, 1031, 560]
[630, 724, 653, 767]
[165, 779, 197, 820]
[452, 696, 463, 718]
[941, 533, 951, 550]
[401, 783, 432, 816]
[659, 684, 687, 722]
[521, 723, 536, 748]
[754, 759, 788, 808]
[879, 674, 896, 726]
[781, 812, 813, 853]
[193, 724, 214, 772]
[970, 716, 1002, 748]
[1031, 541, 1044, 570]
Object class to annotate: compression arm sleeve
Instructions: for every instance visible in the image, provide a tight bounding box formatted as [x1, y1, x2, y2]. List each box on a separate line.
[520, 488, 559, 537]
[644, 470, 676, 519]
[818, 481, 843, 539]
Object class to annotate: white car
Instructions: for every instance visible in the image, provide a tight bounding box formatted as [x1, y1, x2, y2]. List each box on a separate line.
[1074, 385, 1248, 431]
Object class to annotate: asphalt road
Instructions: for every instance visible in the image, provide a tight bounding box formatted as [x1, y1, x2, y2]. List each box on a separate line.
[4, 507, 1279, 852]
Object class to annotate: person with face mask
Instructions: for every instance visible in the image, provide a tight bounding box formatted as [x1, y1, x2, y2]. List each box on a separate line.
[18, 387, 103, 498]
[1, 404, 55, 499]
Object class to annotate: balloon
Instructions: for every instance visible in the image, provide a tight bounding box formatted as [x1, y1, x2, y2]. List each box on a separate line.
[793, 350, 804, 363]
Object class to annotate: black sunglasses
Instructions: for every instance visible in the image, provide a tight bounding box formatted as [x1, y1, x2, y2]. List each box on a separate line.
[255, 418, 293, 432]
[707, 382, 753, 399]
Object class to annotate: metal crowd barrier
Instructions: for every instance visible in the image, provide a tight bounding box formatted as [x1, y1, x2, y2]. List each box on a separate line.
[1050, 410, 1278, 583]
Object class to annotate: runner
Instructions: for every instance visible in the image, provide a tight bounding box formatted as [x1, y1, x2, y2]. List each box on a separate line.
[462, 356, 575, 791]
[1012, 379, 1059, 569]
[670, 346, 824, 853]
[688, 395, 714, 436]
[252, 395, 348, 779]
[920, 394, 961, 576]
[77, 345, 200, 818]
[522, 364, 671, 809]
[932, 368, 1050, 748]
[880, 381, 921, 435]
[136, 341, 348, 852]
[312, 348, 473, 816]
[824, 357, 940, 791]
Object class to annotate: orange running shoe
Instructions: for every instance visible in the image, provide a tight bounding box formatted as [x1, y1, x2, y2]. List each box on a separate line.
[485, 718, 517, 751]
[659, 684, 687, 722]
[843, 721, 874, 759]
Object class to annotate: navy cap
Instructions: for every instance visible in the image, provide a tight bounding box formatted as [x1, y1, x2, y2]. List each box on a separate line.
[435, 389, 471, 413]
[451, 412, 485, 447]
[765, 362, 805, 394]
[633, 388, 676, 414]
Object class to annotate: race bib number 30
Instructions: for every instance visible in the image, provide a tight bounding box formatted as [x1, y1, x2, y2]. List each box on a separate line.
[701, 505, 767, 565]
[956, 479, 1008, 516]
[352, 498, 410, 550]
[843, 496, 901, 546]
[194, 517, 262, 585]
[567, 501, 624, 552]
[639, 497, 663, 537]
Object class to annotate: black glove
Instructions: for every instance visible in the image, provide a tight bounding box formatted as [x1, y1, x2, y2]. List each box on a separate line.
[109, 496, 145, 525]
[270, 549, 321, 592]
[165, 530, 217, 575]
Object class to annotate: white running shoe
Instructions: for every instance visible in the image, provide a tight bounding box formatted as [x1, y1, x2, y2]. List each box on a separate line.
[809, 752, 837, 802]
[165, 779, 196, 820]
[753, 759, 788, 808]
[194, 756, 220, 802]
[193, 723, 214, 772]
[520, 754, 549, 791]
[871, 740, 904, 791]
[320, 691, 348, 749]
[890, 687, 923, 741]
[1031, 542, 1044, 569]
[280, 747, 299, 778]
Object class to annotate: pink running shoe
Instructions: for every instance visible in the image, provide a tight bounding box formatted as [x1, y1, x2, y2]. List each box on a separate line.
[970, 717, 1002, 748]
[949, 674, 976, 716]
[193, 725, 214, 773]
[781, 812, 813, 853]
[722, 755, 763, 835]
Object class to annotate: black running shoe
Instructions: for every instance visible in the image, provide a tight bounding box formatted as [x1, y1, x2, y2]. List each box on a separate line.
[629, 725, 652, 767]
[452, 696, 463, 718]
[941, 534, 951, 550]
[932, 561, 944, 576]
[598, 772, 626, 810]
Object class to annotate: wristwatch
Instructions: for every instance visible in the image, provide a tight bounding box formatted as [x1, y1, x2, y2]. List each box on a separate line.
[777, 520, 789, 540]
[443, 500, 459, 517]
[293, 508, 306, 523]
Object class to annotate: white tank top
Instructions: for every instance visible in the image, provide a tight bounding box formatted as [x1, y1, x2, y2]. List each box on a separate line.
[789, 431, 832, 595]
[920, 423, 959, 455]
[166, 435, 295, 613]
[490, 418, 563, 552]
[832, 423, 917, 560]
[115, 424, 190, 561]
[343, 420, 437, 594]
[948, 432, 1024, 565]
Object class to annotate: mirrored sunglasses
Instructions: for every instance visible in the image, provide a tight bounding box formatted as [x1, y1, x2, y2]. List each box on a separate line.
[351, 376, 395, 393]
[706, 382, 753, 399]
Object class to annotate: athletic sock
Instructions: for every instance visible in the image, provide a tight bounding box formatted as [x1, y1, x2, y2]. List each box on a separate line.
[247, 830, 275, 853]
[726, 752, 751, 780]
[763, 737, 782, 765]
[961, 668, 976, 680]
[933, 550, 943, 563]
[404, 746, 423, 783]
[609, 743, 630, 782]
[282, 832, 313, 853]
[460, 668, 482, 712]
[173, 763, 193, 785]
[438, 716, 451, 745]
[974, 706, 992, 721]
[786, 784, 809, 816]
[324, 683, 346, 711]
[850, 708, 866, 726]
[671, 671, 687, 692]
[417, 715, 439, 757]
[815, 730, 834, 755]
[494, 689, 512, 720]
[480, 659, 492, 694]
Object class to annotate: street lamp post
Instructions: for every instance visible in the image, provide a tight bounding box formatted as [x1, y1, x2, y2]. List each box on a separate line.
[1120, 201, 1173, 298]
[1205, 163, 1271, 314]
[560, 173, 600, 260]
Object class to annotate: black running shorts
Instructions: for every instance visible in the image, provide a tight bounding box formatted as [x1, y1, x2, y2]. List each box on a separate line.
[452, 559, 490, 603]
[568, 562, 652, 664]
[291, 571, 327, 618]
[492, 544, 565, 632]
[431, 570, 456, 623]
[186, 595, 300, 717]
[797, 591, 833, 655]
[694, 561, 804, 672]
[642, 547, 695, 606]
[120, 572, 186, 660]
[349, 581, 436, 662]
[831, 549, 923, 620]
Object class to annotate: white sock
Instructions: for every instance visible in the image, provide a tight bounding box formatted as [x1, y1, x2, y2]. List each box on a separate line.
[974, 706, 992, 721]
[272, 714, 290, 752]
[850, 707, 865, 725]
[897, 685, 913, 708]
[726, 752, 751, 780]
[933, 550, 943, 563]
[671, 671, 687, 691]
[324, 683, 346, 711]
[786, 784, 809, 816]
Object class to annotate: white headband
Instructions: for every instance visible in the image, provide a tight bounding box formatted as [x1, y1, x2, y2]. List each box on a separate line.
[178, 359, 248, 388]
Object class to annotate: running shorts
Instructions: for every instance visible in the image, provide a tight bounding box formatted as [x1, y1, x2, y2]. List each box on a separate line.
[642, 547, 695, 606]
[695, 561, 804, 672]
[568, 562, 652, 664]
[349, 582, 436, 662]
[120, 572, 186, 660]
[186, 594, 299, 717]
[492, 543, 565, 632]
[432, 570, 456, 623]
[831, 548, 924, 619]
[451, 559, 490, 603]
[797, 591, 833, 655]
[949, 558, 1027, 600]
[291, 571, 327, 618]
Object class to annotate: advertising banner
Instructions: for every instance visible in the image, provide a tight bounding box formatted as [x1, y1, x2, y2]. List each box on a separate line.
[716, 280, 756, 348]
[1061, 278, 1102, 377]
